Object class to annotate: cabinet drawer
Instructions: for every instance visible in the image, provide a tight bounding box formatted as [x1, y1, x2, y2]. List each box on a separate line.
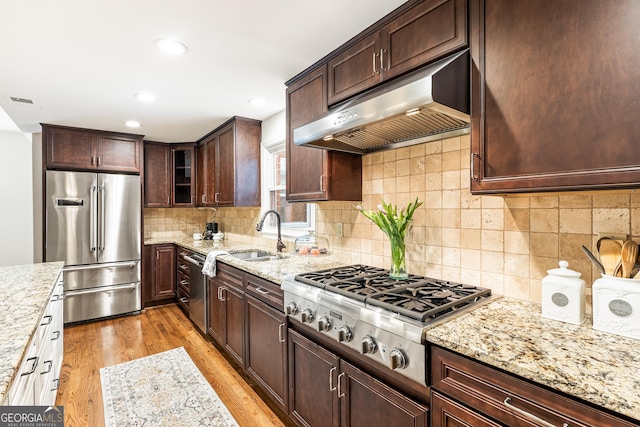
[245, 274, 283, 311]
[430, 346, 636, 427]
[177, 260, 190, 276]
[178, 271, 190, 293]
[217, 262, 244, 291]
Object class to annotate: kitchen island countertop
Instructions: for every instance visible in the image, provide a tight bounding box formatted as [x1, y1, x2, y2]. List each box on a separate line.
[0, 261, 64, 403]
[426, 297, 640, 423]
[145, 237, 345, 284]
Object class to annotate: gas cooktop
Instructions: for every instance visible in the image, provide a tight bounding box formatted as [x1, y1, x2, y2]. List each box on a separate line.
[295, 264, 492, 322]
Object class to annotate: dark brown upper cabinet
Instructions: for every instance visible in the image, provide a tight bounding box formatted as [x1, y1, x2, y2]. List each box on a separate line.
[470, 0, 640, 194]
[327, 0, 467, 105]
[143, 142, 171, 208]
[44, 124, 142, 173]
[196, 116, 261, 207]
[286, 65, 362, 202]
[171, 144, 196, 206]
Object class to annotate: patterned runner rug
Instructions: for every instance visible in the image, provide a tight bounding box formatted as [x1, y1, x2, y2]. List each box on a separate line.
[100, 347, 239, 427]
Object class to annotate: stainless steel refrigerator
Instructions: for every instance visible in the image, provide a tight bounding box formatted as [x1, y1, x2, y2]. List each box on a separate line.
[45, 170, 141, 323]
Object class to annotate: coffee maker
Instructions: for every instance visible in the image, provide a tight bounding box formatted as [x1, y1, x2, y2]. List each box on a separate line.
[203, 222, 218, 240]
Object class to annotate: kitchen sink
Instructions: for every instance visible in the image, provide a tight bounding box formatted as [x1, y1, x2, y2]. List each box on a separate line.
[229, 250, 282, 262]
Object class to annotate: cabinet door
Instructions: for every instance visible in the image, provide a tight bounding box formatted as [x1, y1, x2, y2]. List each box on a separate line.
[340, 360, 428, 427]
[286, 66, 329, 202]
[431, 391, 501, 427]
[97, 134, 141, 173]
[470, 0, 640, 193]
[45, 126, 96, 170]
[215, 125, 235, 206]
[246, 295, 287, 411]
[207, 277, 226, 345]
[328, 32, 381, 105]
[382, 0, 467, 81]
[172, 145, 195, 206]
[144, 142, 171, 207]
[223, 283, 245, 366]
[288, 329, 340, 427]
[152, 245, 176, 300]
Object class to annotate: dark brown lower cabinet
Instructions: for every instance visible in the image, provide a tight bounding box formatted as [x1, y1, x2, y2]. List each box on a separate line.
[430, 346, 638, 427]
[245, 294, 287, 412]
[207, 263, 245, 367]
[431, 391, 500, 427]
[288, 329, 428, 427]
[142, 244, 176, 306]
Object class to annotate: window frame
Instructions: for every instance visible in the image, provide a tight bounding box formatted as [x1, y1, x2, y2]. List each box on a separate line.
[260, 136, 315, 239]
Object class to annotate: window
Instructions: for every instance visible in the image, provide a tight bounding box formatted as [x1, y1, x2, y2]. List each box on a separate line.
[261, 140, 315, 237]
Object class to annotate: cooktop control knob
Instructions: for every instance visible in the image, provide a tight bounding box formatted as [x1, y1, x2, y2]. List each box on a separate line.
[317, 316, 332, 332]
[286, 302, 299, 316]
[389, 348, 408, 370]
[338, 325, 353, 342]
[361, 335, 377, 354]
[301, 309, 314, 323]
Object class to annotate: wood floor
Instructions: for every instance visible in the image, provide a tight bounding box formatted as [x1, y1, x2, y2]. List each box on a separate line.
[56, 304, 287, 427]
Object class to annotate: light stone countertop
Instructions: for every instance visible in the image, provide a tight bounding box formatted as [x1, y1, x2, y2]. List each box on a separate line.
[426, 297, 640, 423]
[145, 237, 345, 284]
[0, 261, 65, 403]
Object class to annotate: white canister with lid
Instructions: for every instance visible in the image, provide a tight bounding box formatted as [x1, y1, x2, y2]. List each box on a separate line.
[541, 260, 586, 325]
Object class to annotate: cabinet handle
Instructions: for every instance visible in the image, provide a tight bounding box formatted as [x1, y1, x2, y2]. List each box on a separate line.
[21, 357, 39, 376]
[215, 192, 220, 203]
[52, 330, 61, 340]
[372, 51, 379, 74]
[41, 315, 53, 326]
[471, 153, 480, 181]
[320, 175, 326, 192]
[180, 280, 189, 286]
[51, 378, 60, 391]
[202, 194, 206, 204]
[278, 322, 286, 343]
[337, 372, 345, 398]
[41, 360, 53, 375]
[167, 196, 170, 205]
[329, 367, 337, 392]
[218, 286, 226, 301]
[380, 48, 387, 71]
[91, 155, 95, 165]
[179, 297, 189, 304]
[97, 155, 101, 166]
[254, 286, 270, 296]
[503, 397, 568, 427]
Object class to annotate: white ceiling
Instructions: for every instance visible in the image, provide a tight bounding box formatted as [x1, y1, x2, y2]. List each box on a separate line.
[0, 0, 407, 142]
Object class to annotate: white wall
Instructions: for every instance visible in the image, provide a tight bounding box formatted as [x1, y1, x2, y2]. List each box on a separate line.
[0, 131, 34, 265]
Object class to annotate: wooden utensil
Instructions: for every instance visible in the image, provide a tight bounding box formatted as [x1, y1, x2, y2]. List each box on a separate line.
[598, 238, 623, 277]
[581, 245, 606, 275]
[621, 240, 639, 278]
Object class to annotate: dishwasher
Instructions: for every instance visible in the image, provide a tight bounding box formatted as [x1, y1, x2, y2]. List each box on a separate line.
[183, 252, 207, 334]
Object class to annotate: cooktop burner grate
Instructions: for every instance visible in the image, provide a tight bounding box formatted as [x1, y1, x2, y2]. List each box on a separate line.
[294, 265, 491, 322]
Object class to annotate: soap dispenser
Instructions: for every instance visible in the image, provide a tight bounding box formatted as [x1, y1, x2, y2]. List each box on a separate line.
[541, 261, 586, 325]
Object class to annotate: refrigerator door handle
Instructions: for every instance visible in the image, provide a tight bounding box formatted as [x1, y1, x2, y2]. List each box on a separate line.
[90, 185, 97, 252]
[66, 282, 138, 296]
[63, 261, 138, 272]
[99, 185, 106, 251]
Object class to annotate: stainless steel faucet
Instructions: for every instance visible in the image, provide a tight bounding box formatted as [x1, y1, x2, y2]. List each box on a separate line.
[256, 210, 286, 252]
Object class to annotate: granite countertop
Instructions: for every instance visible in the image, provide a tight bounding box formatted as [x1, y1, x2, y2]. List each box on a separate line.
[145, 237, 345, 284]
[426, 297, 640, 422]
[0, 261, 65, 403]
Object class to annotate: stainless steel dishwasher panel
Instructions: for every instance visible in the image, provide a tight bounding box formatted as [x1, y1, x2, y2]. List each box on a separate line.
[184, 253, 207, 334]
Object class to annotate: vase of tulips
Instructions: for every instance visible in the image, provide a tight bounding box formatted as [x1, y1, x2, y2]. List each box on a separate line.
[356, 198, 423, 280]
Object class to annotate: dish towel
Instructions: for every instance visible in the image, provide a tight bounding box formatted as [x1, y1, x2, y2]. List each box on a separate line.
[202, 250, 229, 277]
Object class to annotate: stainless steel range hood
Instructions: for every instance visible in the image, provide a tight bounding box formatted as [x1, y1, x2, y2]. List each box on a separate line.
[293, 49, 470, 155]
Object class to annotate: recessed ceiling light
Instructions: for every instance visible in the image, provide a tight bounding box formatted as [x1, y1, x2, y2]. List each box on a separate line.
[125, 120, 141, 128]
[249, 98, 266, 107]
[134, 92, 156, 102]
[155, 39, 188, 55]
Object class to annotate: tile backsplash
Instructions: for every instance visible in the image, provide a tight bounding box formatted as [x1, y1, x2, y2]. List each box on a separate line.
[145, 134, 640, 311]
